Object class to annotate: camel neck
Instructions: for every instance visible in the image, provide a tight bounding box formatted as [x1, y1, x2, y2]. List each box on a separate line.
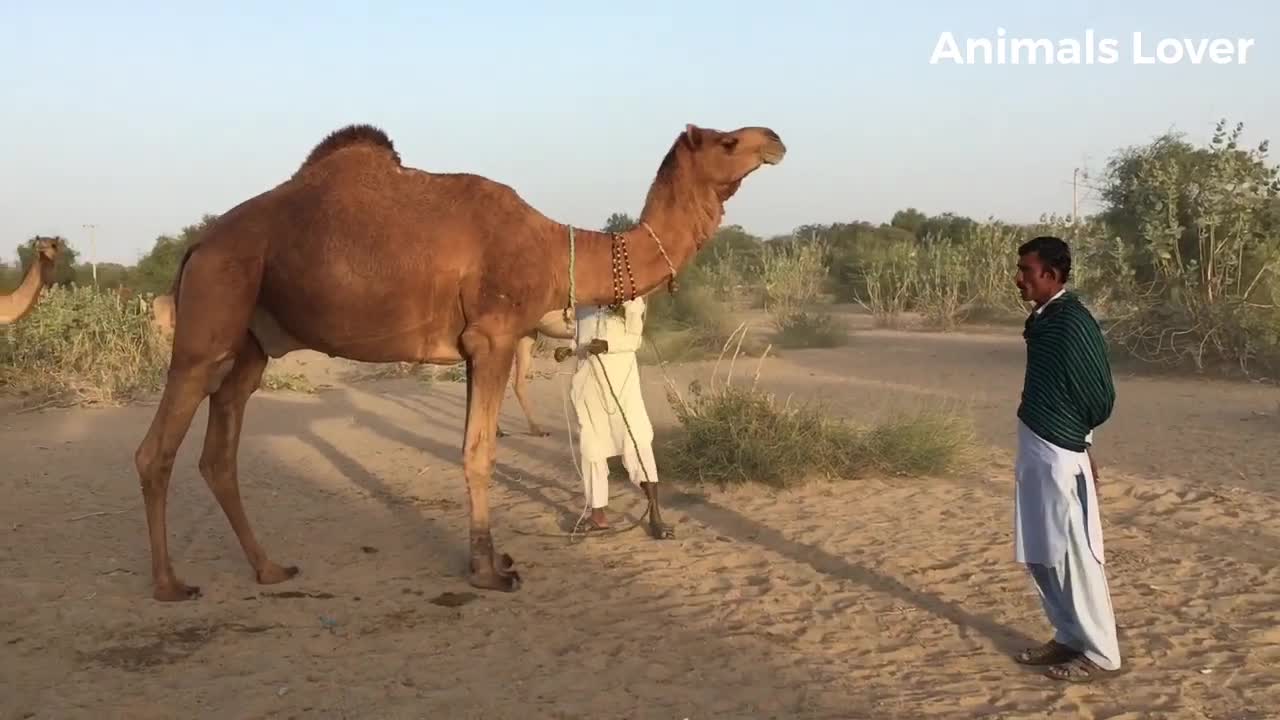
[549, 138, 725, 312]
[0, 258, 52, 325]
[556, 225, 691, 309]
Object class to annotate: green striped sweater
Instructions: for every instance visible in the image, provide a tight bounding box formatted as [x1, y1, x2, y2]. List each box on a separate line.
[1017, 291, 1115, 452]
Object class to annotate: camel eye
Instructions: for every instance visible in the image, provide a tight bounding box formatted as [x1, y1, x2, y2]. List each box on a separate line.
[720, 137, 739, 152]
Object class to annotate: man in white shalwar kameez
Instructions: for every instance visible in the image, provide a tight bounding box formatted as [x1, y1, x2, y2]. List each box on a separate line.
[1011, 236, 1124, 683]
[567, 296, 674, 540]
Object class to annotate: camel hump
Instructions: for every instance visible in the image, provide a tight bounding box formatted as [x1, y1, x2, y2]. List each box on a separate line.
[297, 123, 400, 173]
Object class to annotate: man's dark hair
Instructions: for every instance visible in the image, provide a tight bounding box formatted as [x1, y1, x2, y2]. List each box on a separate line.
[1018, 235, 1071, 283]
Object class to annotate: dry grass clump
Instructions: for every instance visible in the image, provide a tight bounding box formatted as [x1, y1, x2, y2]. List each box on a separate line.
[771, 310, 849, 349]
[641, 285, 744, 363]
[658, 329, 977, 488]
[0, 286, 169, 406]
[260, 370, 316, 393]
[343, 361, 467, 384]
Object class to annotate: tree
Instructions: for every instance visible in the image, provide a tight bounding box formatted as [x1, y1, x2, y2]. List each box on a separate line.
[1097, 119, 1280, 373]
[75, 262, 130, 290]
[0, 260, 19, 291]
[890, 207, 927, 236]
[128, 213, 219, 294]
[601, 212, 636, 234]
[917, 212, 977, 245]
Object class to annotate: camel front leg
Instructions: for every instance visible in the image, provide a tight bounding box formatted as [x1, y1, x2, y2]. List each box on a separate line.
[460, 329, 521, 592]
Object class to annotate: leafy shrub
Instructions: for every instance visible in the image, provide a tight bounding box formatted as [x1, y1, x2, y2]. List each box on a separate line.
[657, 345, 977, 488]
[1, 286, 168, 406]
[772, 310, 849, 348]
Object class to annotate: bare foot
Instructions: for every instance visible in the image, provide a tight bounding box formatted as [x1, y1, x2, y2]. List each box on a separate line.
[589, 509, 610, 529]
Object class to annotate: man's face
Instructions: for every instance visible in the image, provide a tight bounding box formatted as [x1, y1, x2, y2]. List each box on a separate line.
[1014, 252, 1062, 305]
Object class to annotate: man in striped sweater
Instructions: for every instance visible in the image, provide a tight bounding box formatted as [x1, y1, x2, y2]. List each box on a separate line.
[1010, 236, 1124, 683]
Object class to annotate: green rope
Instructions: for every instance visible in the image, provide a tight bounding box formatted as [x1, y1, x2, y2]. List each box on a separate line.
[590, 352, 655, 485]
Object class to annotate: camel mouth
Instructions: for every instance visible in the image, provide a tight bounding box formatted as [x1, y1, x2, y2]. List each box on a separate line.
[761, 142, 786, 165]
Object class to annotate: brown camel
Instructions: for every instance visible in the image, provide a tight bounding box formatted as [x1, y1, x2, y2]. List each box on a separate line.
[134, 121, 785, 601]
[0, 237, 62, 325]
[160, 290, 568, 435]
[159, 293, 569, 435]
[497, 309, 577, 438]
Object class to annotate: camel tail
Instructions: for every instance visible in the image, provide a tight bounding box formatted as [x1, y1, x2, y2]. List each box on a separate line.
[168, 243, 201, 311]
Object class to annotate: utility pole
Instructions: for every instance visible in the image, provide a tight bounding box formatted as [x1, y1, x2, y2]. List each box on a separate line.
[82, 223, 98, 287]
[1072, 168, 1080, 227]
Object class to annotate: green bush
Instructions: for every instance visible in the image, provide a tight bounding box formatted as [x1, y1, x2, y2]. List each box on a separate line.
[1, 286, 168, 406]
[658, 352, 978, 489]
[771, 310, 849, 349]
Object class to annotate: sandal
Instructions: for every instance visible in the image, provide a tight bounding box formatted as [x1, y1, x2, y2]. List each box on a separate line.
[1045, 655, 1127, 683]
[1015, 639, 1080, 666]
[576, 517, 610, 534]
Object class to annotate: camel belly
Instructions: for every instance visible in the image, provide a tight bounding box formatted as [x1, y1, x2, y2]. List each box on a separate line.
[249, 307, 309, 359]
[249, 306, 464, 364]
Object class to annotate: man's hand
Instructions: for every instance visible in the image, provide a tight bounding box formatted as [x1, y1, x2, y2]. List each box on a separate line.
[1088, 450, 1100, 484]
[552, 338, 608, 362]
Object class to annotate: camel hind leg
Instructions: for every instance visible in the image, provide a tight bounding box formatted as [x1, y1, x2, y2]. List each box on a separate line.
[134, 244, 262, 601]
[511, 334, 549, 437]
[135, 364, 223, 601]
[198, 335, 298, 587]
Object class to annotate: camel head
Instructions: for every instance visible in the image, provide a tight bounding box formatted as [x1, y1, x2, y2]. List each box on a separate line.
[679, 124, 786, 200]
[30, 236, 62, 283]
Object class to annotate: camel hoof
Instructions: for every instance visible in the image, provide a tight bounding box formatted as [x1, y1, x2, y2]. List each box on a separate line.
[469, 554, 521, 592]
[257, 563, 301, 585]
[649, 521, 676, 540]
[154, 582, 201, 602]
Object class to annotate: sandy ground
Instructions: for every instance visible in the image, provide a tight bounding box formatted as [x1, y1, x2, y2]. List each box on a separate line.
[2, 310, 1279, 719]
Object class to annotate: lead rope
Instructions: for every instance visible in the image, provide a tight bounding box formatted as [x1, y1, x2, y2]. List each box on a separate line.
[511, 223, 677, 541]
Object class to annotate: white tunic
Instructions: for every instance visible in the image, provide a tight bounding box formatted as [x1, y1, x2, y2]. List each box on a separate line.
[569, 298, 654, 464]
[1014, 419, 1105, 567]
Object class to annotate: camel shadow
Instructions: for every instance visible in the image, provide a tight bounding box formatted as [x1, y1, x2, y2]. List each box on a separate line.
[341, 381, 1039, 659]
[230, 388, 469, 577]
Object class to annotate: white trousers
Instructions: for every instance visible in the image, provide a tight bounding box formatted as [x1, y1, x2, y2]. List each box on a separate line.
[581, 442, 659, 509]
[1015, 421, 1121, 670]
[1026, 522, 1122, 670]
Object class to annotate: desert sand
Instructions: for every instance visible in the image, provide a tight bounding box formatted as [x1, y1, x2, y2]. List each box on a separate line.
[2, 309, 1279, 719]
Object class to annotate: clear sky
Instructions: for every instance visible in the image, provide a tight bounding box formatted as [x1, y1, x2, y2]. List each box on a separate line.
[2, 0, 1276, 265]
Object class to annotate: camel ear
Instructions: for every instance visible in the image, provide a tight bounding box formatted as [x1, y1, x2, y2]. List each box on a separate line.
[684, 124, 703, 149]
